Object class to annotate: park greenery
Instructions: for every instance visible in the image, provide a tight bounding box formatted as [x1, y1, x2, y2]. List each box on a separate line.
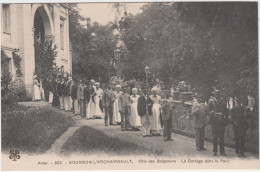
[2, 104, 74, 153]
[1, 50, 26, 104]
[68, 2, 257, 103]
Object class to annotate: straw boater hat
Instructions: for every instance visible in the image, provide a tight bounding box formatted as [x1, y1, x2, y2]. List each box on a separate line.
[151, 86, 159, 92]
[95, 82, 100, 86]
[91, 79, 95, 85]
[116, 85, 121, 88]
[132, 87, 138, 93]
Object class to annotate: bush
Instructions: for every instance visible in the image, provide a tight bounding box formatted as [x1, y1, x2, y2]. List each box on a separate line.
[1, 73, 27, 104]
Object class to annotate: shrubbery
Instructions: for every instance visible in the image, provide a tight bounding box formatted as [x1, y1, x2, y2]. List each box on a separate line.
[1, 50, 27, 104]
[2, 104, 75, 153]
[1, 73, 27, 104]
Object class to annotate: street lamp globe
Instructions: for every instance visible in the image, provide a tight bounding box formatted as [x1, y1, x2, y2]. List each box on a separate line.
[145, 65, 149, 74]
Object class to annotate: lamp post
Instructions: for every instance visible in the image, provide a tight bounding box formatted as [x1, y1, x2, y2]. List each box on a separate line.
[114, 49, 121, 79]
[145, 65, 149, 87]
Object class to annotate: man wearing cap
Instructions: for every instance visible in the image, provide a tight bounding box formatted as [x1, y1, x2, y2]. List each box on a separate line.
[208, 90, 228, 156]
[118, 85, 131, 131]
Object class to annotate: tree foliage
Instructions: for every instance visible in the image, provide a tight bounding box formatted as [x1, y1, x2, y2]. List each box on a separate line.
[34, 38, 57, 81]
[117, 2, 258, 102]
[69, 4, 118, 83]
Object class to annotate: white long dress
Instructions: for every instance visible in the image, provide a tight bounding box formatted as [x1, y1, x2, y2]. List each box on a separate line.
[94, 88, 104, 118]
[129, 95, 141, 127]
[87, 85, 96, 118]
[113, 91, 121, 123]
[150, 95, 162, 134]
[33, 79, 41, 101]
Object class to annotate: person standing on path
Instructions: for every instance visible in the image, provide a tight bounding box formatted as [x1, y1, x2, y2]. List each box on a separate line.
[208, 90, 229, 156]
[129, 88, 141, 130]
[102, 85, 116, 126]
[118, 85, 131, 131]
[150, 87, 162, 136]
[52, 76, 59, 108]
[64, 78, 71, 111]
[33, 75, 41, 101]
[57, 77, 64, 110]
[190, 100, 208, 151]
[113, 85, 122, 124]
[94, 82, 104, 119]
[161, 99, 174, 141]
[87, 79, 96, 119]
[70, 78, 78, 115]
[137, 87, 152, 137]
[230, 97, 250, 157]
[77, 79, 85, 117]
[48, 77, 53, 104]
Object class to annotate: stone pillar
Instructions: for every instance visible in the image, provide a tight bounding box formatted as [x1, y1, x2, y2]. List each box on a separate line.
[17, 4, 35, 98]
[53, 4, 61, 67]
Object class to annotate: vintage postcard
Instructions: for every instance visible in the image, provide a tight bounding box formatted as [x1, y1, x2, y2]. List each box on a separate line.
[1, 1, 259, 171]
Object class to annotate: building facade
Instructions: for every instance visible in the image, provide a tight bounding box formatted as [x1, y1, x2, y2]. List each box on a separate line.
[1, 3, 72, 98]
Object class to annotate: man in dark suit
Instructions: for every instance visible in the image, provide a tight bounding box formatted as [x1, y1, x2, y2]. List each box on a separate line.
[83, 80, 91, 118]
[230, 97, 249, 157]
[102, 85, 116, 126]
[190, 100, 208, 151]
[161, 99, 174, 141]
[70, 78, 78, 115]
[208, 90, 228, 156]
[137, 87, 152, 137]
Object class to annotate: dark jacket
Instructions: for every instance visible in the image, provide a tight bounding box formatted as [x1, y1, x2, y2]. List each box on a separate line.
[102, 90, 115, 108]
[137, 94, 152, 116]
[191, 103, 208, 129]
[230, 106, 249, 130]
[57, 82, 63, 96]
[84, 86, 91, 102]
[161, 103, 172, 121]
[64, 83, 70, 96]
[70, 84, 78, 100]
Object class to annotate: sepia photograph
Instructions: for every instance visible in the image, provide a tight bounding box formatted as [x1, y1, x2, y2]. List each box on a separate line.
[1, 1, 259, 170]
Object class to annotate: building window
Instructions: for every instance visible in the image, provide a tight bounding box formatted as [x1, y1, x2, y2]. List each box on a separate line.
[3, 4, 11, 34]
[60, 19, 65, 50]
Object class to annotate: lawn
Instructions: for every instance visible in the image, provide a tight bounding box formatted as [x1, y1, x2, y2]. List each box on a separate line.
[1, 104, 75, 154]
[61, 126, 162, 156]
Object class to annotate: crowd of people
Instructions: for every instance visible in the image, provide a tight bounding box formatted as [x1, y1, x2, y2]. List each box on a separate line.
[32, 74, 256, 158]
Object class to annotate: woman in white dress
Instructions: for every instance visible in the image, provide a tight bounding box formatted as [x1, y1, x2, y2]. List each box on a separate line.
[129, 88, 142, 130]
[150, 87, 162, 136]
[94, 82, 104, 119]
[113, 85, 121, 124]
[33, 75, 41, 101]
[87, 79, 96, 119]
